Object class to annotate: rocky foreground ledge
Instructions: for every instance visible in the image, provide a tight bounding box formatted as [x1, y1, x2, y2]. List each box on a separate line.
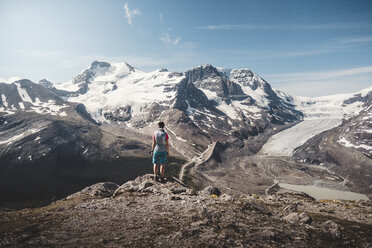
[1, 174, 371, 248]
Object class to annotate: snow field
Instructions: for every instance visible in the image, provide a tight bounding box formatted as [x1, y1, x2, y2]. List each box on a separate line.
[260, 118, 342, 156]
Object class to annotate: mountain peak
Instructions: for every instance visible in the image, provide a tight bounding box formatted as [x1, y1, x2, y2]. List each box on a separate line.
[38, 79, 54, 89]
[90, 61, 111, 69]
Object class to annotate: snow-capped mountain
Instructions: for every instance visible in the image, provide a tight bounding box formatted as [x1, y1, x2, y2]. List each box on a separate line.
[55, 61, 183, 124]
[51, 62, 305, 157]
[0, 79, 68, 116]
[1, 60, 371, 205]
[55, 62, 302, 126]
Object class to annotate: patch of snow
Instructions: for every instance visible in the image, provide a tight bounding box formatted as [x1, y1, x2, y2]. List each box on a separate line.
[19, 102, 25, 109]
[15, 83, 33, 103]
[0, 127, 46, 145]
[359, 86, 372, 97]
[167, 128, 187, 142]
[29, 100, 69, 116]
[1, 94, 8, 107]
[55, 80, 80, 92]
[338, 137, 372, 151]
[185, 100, 196, 114]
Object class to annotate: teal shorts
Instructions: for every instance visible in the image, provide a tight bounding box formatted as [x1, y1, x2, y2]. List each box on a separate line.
[153, 151, 167, 164]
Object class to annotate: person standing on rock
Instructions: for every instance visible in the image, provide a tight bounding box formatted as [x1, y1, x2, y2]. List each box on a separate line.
[151, 121, 169, 183]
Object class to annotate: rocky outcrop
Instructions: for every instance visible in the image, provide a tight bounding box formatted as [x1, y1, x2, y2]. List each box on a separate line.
[68, 182, 120, 198]
[283, 212, 312, 225]
[1, 174, 371, 247]
[113, 174, 191, 197]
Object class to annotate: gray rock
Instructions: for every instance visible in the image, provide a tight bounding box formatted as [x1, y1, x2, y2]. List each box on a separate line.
[138, 181, 153, 191]
[322, 220, 342, 239]
[170, 195, 182, 201]
[69, 182, 120, 198]
[241, 201, 272, 215]
[282, 203, 299, 216]
[220, 194, 234, 202]
[113, 181, 138, 197]
[201, 186, 221, 196]
[170, 187, 187, 194]
[186, 188, 197, 195]
[283, 212, 312, 225]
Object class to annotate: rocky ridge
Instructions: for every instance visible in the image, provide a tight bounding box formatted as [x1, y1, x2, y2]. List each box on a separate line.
[1, 174, 371, 247]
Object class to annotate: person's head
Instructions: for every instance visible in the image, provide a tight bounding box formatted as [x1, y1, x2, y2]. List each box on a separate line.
[158, 121, 165, 128]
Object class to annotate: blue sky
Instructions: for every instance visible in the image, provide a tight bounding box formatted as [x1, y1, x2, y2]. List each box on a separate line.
[0, 0, 371, 96]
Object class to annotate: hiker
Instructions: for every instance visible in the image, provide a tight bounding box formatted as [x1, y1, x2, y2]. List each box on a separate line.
[151, 121, 169, 182]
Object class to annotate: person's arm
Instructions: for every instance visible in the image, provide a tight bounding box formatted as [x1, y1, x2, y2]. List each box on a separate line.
[151, 135, 156, 154]
[165, 133, 169, 155]
[166, 139, 169, 156]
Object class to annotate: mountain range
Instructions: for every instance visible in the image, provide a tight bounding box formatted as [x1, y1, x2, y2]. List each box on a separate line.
[0, 61, 371, 207]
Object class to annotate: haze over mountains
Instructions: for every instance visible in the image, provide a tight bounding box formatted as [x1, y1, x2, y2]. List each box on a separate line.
[0, 61, 371, 206]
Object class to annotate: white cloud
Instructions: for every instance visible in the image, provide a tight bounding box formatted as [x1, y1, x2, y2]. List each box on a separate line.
[340, 36, 372, 44]
[160, 32, 181, 45]
[0, 76, 21, 84]
[196, 23, 372, 31]
[266, 66, 372, 97]
[123, 3, 141, 25]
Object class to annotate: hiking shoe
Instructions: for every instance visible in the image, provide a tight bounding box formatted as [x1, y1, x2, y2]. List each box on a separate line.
[154, 175, 159, 182]
[160, 177, 165, 183]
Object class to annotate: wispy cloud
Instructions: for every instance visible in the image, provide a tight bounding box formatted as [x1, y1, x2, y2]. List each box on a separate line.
[270, 66, 372, 83]
[340, 36, 372, 44]
[196, 23, 372, 31]
[160, 32, 181, 45]
[123, 3, 141, 25]
[216, 48, 335, 60]
[266, 66, 372, 97]
[17, 50, 70, 59]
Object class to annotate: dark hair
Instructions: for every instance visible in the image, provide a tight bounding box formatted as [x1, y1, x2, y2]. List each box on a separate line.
[158, 121, 165, 128]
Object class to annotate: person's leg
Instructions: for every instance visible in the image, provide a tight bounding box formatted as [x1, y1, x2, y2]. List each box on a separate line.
[159, 164, 165, 178]
[159, 151, 166, 181]
[153, 164, 159, 180]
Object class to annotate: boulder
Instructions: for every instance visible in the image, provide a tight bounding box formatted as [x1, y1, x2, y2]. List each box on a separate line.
[201, 186, 221, 196]
[322, 220, 342, 239]
[283, 212, 312, 225]
[241, 201, 272, 215]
